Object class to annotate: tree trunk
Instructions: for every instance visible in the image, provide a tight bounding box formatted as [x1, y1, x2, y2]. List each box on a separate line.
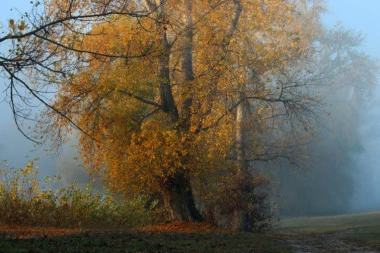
[142, 0, 178, 120]
[231, 202, 249, 231]
[142, 0, 201, 223]
[162, 173, 202, 221]
[180, 0, 194, 130]
[236, 94, 249, 174]
[231, 93, 250, 232]
[158, 29, 178, 119]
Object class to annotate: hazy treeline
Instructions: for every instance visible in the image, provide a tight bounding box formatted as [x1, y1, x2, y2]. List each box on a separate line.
[272, 24, 378, 216]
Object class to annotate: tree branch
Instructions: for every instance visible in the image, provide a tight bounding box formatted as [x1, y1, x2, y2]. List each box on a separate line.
[118, 89, 162, 109]
[3, 65, 100, 143]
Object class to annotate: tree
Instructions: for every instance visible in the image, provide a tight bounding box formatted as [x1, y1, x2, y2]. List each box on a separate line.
[1, 0, 326, 231]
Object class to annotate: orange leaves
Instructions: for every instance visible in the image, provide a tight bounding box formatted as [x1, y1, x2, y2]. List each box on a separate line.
[137, 221, 224, 232]
[129, 123, 189, 171]
[41, 0, 327, 208]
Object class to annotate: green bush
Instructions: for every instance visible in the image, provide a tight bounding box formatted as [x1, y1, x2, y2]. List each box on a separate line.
[0, 160, 164, 228]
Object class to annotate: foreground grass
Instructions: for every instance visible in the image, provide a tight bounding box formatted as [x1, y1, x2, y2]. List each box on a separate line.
[0, 225, 290, 253]
[1, 213, 380, 252]
[344, 226, 380, 251]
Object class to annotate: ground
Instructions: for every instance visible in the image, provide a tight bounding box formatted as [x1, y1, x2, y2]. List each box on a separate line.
[0, 212, 379, 252]
[273, 211, 380, 252]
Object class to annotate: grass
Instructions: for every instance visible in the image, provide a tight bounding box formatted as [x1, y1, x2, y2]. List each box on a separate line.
[0, 228, 291, 253]
[3, 213, 380, 252]
[271, 211, 380, 251]
[273, 211, 380, 233]
[343, 226, 380, 250]
[0, 222, 291, 252]
[0, 208, 379, 253]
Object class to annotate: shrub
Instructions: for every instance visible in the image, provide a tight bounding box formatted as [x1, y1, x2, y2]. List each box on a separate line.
[0, 160, 164, 228]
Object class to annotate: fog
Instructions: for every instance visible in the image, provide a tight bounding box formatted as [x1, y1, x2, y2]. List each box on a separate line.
[313, 1, 380, 214]
[0, 108, 56, 180]
[350, 91, 380, 212]
[0, 0, 379, 216]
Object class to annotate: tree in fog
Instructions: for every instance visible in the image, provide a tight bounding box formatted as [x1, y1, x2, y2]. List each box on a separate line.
[1, 0, 333, 230]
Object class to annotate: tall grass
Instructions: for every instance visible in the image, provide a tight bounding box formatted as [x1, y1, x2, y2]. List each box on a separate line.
[0, 160, 164, 228]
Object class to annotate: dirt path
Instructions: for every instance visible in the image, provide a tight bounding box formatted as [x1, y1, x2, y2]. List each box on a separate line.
[275, 233, 378, 253]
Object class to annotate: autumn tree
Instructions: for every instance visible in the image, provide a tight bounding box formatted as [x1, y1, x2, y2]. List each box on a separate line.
[1, 0, 327, 231]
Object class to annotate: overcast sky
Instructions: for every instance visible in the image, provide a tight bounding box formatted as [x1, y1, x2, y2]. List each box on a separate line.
[0, 1, 380, 187]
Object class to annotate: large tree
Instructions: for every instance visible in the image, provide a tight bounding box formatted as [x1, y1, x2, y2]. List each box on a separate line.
[1, 0, 326, 230]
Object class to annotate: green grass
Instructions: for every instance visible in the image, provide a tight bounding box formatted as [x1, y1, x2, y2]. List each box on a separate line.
[0, 230, 291, 253]
[340, 224, 380, 250]
[273, 211, 380, 233]
[1, 211, 380, 252]
[272, 211, 380, 250]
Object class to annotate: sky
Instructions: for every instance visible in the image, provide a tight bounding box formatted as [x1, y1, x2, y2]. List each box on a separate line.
[0, 0, 380, 210]
[322, 1, 380, 58]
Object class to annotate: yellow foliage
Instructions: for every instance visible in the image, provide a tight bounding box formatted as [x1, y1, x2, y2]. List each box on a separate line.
[43, 0, 325, 199]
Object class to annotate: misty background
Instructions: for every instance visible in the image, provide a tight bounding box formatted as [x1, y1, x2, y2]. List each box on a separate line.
[0, 0, 379, 215]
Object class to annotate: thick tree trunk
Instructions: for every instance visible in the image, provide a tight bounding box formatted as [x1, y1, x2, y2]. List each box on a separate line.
[157, 0, 203, 222]
[144, 1, 201, 222]
[141, 0, 201, 223]
[162, 173, 202, 221]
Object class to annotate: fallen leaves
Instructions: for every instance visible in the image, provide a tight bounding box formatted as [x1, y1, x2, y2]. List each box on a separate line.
[137, 221, 227, 233]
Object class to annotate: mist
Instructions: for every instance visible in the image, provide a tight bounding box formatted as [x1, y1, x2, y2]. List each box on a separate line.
[350, 90, 380, 212]
[0, 120, 56, 180]
[272, 19, 380, 216]
[55, 139, 104, 190]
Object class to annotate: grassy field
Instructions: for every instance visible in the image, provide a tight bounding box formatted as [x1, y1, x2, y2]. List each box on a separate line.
[0, 223, 290, 253]
[0, 212, 380, 252]
[274, 211, 380, 233]
[272, 211, 380, 252]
